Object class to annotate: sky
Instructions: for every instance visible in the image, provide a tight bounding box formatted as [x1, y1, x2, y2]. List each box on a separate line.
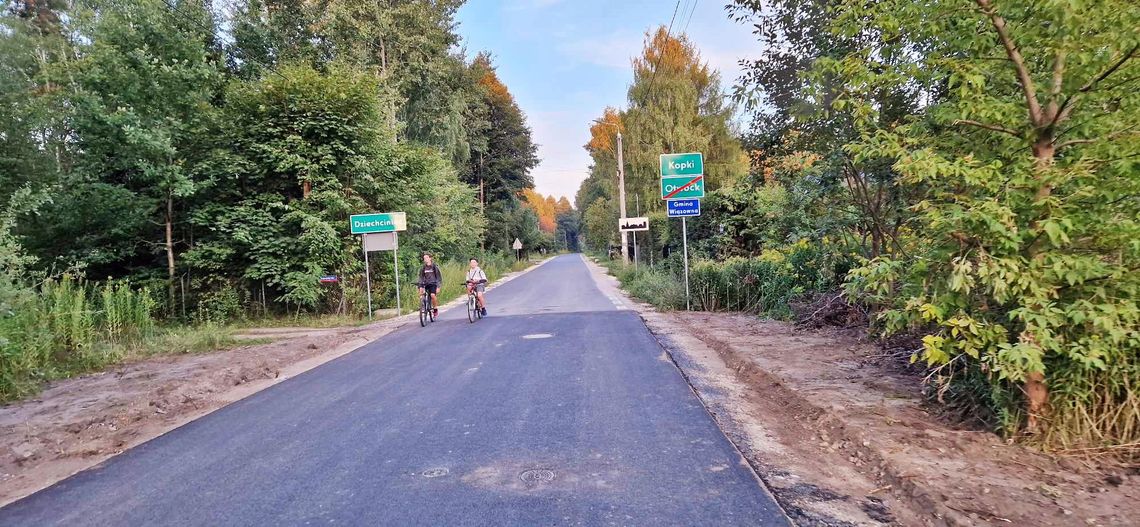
[455, 0, 758, 203]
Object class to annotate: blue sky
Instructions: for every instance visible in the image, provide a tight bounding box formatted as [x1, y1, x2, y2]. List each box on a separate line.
[455, 0, 758, 202]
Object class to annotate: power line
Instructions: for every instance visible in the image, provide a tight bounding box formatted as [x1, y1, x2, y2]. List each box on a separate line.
[681, 0, 699, 36]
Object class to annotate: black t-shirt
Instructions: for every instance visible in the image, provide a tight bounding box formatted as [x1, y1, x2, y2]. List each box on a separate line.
[419, 263, 442, 285]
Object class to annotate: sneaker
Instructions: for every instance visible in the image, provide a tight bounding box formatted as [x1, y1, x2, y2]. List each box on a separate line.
[481, 307, 487, 316]
[432, 308, 439, 317]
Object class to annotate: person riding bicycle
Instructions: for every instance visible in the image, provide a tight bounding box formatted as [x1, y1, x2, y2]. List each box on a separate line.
[465, 258, 488, 316]
[418, 253, 443, 317]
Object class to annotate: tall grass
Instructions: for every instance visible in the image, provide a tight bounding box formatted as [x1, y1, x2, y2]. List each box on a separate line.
[600, 241, 847, 318]
[0, 276, 160, 401]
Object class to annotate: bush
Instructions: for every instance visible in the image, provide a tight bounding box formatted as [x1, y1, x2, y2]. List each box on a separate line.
[616, 265, 686, 310]
[690, 241, 850, 318]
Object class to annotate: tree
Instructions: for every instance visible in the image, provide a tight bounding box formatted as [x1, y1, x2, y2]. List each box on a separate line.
[834, 0, 1140, 447]
[621, 28, 748, 206]
[187, 63, 482, 313]
[579, 29, 748, 257]
[49, 0, 221, 306]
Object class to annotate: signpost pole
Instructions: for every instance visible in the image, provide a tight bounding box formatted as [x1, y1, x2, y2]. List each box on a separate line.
[363, 238, 373, 320]
[682, 216, 691, 311]
[393, 232, 401, 317]
[616, 133, 628, 265]
[632, 231, 638, 268]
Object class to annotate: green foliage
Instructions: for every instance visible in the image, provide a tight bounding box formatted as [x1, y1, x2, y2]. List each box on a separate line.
[689, 241, 845, 317]
[825, 0, 1140, 449]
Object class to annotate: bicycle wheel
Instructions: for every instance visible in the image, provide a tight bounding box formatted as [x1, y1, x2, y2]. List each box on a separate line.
[419, 296, 427, 327]
[467, 294, 476, 323]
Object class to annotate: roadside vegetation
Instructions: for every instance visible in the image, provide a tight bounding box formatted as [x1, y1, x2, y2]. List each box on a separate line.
[0, 0, 580, 401]
[580, 2, 1139, 456]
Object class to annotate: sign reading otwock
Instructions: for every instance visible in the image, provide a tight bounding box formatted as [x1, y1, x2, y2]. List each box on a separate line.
[619, 217, 649, 232]
[659, 153, 705, 200]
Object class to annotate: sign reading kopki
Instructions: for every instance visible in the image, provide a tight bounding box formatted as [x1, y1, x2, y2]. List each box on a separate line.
[659, 153, 704, 177]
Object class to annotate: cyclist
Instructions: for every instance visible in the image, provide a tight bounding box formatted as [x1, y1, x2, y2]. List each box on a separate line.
[418, 253, 443, 317]
[465, 257, 488, 316]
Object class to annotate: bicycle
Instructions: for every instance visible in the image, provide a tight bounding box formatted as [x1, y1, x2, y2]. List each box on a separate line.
[465, 280, 486, 323]
[413, 282, 436, 327]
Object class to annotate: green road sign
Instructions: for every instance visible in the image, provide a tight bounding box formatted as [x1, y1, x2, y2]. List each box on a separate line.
[659, 152, 704, 177]
[350, 212, 407, 234]
[660, 174, 705, 200]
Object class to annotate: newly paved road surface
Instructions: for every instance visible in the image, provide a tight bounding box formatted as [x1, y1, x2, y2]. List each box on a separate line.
[0, 255, 788, 526]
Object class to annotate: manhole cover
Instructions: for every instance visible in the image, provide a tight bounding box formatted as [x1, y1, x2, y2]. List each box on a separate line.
[421, 468, 449, 478]
[522, 333, 553, 339]
[519, 468, 556, 483]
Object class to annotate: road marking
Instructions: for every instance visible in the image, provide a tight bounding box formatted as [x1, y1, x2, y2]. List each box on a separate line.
[522, 333, 553, 339]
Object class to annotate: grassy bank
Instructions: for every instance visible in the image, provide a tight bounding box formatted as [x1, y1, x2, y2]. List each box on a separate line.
[596, 242, 847, 318]
[0, 277, 251, 402]
[0, 255, 538, 403]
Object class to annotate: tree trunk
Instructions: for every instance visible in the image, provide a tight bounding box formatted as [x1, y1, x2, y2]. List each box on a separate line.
[165, 191, 176, 310]
[1024, 136, 1055, 434]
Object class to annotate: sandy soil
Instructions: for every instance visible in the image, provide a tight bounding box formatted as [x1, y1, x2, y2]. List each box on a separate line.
[0, 259, 548, 508]
[0, 320, 403, 507]
[642, 310, 1140, 526]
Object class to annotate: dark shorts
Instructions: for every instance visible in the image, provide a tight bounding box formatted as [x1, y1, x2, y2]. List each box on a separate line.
[422, 283, 438, 295]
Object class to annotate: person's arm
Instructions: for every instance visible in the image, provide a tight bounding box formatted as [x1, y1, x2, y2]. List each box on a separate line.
[434, 264, 443, 284]
[478, 269, 487, 283]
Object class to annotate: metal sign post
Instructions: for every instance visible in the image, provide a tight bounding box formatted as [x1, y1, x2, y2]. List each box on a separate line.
[393, 233, 400, 316]
[682, 216, 690, 311]
[660, 154, 703, 312]
[363, 240, 373, 319]
[354, 214, 406, 320]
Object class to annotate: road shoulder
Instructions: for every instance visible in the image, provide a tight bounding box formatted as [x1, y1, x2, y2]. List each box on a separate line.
[584, 257, 1137, 527]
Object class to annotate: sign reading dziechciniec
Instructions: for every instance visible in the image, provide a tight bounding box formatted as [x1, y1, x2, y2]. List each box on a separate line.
[350, 212, 407, 234]
[659, 153, 704, 177]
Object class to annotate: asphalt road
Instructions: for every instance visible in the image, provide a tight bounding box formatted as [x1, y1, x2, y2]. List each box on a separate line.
[0, 254, 788, 526]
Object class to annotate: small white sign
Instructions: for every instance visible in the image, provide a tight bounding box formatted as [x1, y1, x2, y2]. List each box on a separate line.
[512, 238, 523, 250]
[619, 217, 649, 232]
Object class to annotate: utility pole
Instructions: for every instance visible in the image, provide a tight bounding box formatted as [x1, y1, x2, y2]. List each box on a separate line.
[616, 132, 629, 265]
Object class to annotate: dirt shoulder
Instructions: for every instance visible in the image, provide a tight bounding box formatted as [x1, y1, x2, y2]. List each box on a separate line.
[0, 258, 549, 507]
[583, 258, 1137, 526]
